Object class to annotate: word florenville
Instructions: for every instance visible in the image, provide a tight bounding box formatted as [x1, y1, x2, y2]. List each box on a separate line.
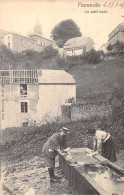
[78, 2, 101, 7]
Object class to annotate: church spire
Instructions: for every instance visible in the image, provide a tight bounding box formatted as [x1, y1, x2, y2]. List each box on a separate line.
[33, 15, 43, 35]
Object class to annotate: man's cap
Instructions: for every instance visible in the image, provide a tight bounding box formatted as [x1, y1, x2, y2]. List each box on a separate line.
[60, 127, 69, 132]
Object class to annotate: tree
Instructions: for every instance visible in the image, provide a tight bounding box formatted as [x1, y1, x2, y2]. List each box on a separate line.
[0, 44, 15, 61]
[115, 40, 124, 51]
[83, 49, 101, 64]
[41, 45, 58, 59]
[51, 19, 82, 48]
[107, 43, 113, 51]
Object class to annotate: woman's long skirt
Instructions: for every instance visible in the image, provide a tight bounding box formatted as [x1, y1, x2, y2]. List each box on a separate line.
[102, 136, 117, 162]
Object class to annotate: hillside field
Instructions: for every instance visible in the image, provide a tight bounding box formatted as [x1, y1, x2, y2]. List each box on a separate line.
[68, 55, 124, 101]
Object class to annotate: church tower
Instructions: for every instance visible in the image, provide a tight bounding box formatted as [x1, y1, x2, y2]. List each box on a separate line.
[33, 16, 43, 36]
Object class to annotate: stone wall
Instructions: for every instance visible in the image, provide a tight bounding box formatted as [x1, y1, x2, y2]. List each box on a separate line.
[61, 103, 112, 122]
[0, 82, 76, 129]
[3, 33, 44, 52]
[0, 84, 39, 129]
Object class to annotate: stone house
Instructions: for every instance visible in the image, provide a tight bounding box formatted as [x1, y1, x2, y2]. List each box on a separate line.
[108, 22, 124, 45]
[0, 69, 76, 130]
[63, 36, 94, 56]
[0, 32, 53, 52]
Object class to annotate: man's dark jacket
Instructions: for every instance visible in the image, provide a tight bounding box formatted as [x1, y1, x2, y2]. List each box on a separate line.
[42, 132, 66, 158]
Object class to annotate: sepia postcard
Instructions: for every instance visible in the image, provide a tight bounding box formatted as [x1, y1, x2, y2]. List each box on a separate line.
[0, 0, 124, 194]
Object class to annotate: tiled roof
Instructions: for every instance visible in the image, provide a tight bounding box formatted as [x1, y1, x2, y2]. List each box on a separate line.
[38, 69, 75, 84]
[108, 22, 124, 36]
[30, 34, 54, 42]
[64, 37, 90, 49]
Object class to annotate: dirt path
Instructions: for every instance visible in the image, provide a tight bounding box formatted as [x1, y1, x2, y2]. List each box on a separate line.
[1, 150, 124, 195]
[1, 156, 72, 195]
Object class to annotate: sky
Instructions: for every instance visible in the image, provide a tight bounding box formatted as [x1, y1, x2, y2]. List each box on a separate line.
[0, 0, 124, 50]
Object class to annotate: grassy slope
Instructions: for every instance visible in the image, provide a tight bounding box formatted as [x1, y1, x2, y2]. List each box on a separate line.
[68, 56, 124, 101]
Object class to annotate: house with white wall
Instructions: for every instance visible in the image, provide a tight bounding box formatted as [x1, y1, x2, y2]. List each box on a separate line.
[64, 36, 94, 56]
[0, 69, 76, 130]
[0, 32, 53, 52]
[108, 22, 124, 45]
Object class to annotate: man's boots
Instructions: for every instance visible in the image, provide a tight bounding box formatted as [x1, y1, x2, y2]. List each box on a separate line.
[48, 168, 59, 182]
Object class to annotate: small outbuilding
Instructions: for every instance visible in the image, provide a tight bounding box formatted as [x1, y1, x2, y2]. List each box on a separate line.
[64, 36, 94, 56]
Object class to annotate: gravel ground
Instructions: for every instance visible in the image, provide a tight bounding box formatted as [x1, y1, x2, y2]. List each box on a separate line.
[1, 150, 124, 195]
[1, 156, 73, 195]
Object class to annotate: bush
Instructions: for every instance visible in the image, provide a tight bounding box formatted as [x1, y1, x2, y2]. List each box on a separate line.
[82, 49, 101, 64]
[56, 50, 102, 70]
[106, 49, 124, 57]
[67, 55, 81, 65]
[107, 41, 124, 52]
[55, 56, 67, 69]
[41, 45, 58, 59]
[115, 40, 124, 51]
[0, 44, 15, 62]
[56, 55, 82, 70]
[107, 43, 113, 51]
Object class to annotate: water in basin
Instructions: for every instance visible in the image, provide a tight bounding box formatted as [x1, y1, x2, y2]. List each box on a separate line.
[70, 150, 98, 164]
[84, 164, 124, 195]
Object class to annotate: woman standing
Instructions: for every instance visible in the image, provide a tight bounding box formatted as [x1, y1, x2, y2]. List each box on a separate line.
[92, 128, 116, 162]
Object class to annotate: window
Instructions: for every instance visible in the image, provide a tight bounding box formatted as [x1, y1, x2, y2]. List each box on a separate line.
[37, 39, 40, 44]
[8, 36, 10, 41]
[83, 45, 86, 53]
[8, 43, 10, 48]
[2, 99, 4, 112]
[2, 113, 4, 120]
[21, 102, 28, 113]
[21, 39, 23, 49]
[2, 90, 4, 96]
[20, 84, 27, 96]
[22, 122, 29, 127]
